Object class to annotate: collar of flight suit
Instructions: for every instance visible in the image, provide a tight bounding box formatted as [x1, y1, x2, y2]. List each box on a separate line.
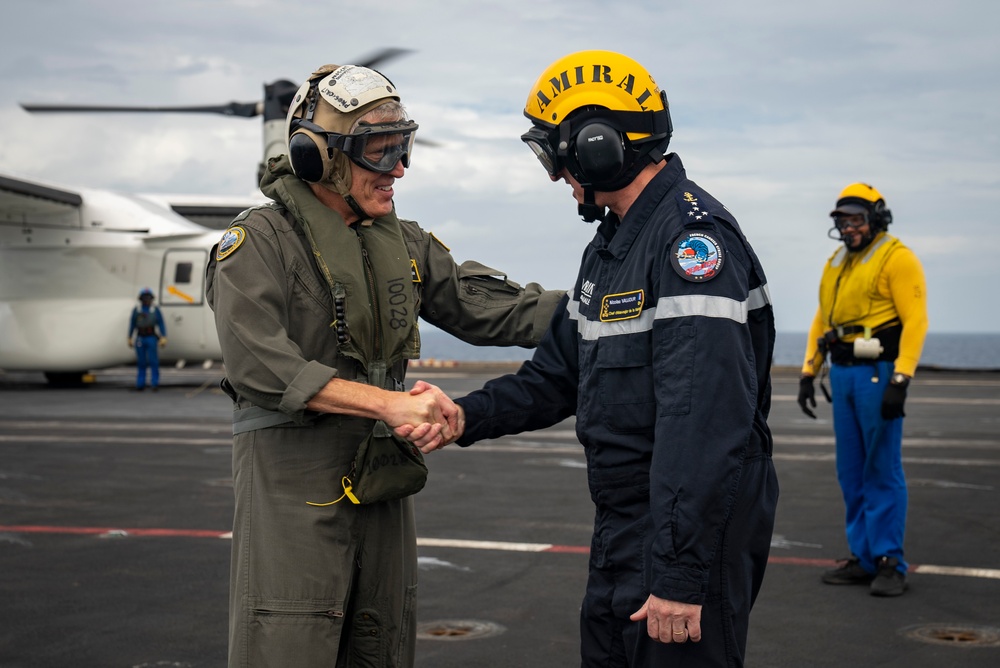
[592, 153, 686, 260]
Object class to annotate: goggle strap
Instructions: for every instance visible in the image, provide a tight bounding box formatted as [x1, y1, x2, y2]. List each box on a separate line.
[567, 108, 671, 136]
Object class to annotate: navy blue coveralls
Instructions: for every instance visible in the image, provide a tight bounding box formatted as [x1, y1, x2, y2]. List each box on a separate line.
[456, 155, 778, 667]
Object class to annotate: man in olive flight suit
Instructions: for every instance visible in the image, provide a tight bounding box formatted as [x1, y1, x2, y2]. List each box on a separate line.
[206, 63, 562, 668]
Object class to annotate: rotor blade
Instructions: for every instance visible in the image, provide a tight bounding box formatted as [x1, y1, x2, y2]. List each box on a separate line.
[20, 101, 262, 118]
[354, 47, 413, 70]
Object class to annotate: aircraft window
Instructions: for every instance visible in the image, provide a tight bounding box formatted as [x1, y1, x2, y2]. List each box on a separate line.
[174, 262, 193, 284]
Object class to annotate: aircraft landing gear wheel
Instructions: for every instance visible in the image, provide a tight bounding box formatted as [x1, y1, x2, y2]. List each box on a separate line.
[43, 371, 92, 387]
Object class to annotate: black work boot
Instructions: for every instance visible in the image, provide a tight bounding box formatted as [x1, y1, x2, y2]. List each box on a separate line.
[821, 556, 874, 585]
[870, 556, 907, 596]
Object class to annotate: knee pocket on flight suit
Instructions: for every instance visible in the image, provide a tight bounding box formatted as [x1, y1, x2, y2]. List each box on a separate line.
[349, 583, 417, 668]
[244, 597, 346, 665]
[350, 608, 384, 668]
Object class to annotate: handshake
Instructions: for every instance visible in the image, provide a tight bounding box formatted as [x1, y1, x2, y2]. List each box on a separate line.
[389, 380, 465, 453]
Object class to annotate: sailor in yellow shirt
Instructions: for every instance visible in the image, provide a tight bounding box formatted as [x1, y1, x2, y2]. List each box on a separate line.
[797, 183, 928, 597]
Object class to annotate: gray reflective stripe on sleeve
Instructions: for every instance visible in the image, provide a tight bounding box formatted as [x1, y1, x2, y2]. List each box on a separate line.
[568, 284, 771, 341]
[747, 283, 772, 311]
[232, 405, 296, 435]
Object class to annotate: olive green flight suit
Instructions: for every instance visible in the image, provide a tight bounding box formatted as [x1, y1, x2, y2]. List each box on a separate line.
[206, 156, 562, 668]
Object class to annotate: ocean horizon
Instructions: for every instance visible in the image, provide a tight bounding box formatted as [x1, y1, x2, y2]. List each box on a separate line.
[417, 328, 1000, 371]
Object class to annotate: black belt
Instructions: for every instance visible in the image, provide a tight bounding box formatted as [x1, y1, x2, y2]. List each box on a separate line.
[825, 323, 902, 366]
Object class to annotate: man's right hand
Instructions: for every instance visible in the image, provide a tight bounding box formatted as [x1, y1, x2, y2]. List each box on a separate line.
[393, 381, 466, 452]
[305, 378, 459, 451]
[384, 381, 458, 446]
[797, 375, 817, 419]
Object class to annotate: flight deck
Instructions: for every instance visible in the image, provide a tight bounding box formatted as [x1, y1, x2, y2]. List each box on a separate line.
[1, 365, 999, 667]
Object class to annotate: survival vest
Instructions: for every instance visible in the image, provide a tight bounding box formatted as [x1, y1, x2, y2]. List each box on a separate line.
[818, 231, 904, 339]
[267, 167, 419, 389]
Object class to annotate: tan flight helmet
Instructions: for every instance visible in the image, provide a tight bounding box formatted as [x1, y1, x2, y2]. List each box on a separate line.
[284, 64, 417, 200]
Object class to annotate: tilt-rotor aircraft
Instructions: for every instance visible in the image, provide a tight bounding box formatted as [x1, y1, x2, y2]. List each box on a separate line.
[0, 49, 411, 385]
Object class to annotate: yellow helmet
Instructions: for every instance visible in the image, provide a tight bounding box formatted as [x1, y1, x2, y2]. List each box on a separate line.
[524, 50, 667, 134]
[830, 182, 892, 229]
[521, 50, 672, 194]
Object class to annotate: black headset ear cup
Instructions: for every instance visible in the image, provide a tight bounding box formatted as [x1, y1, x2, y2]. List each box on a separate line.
[288, 131, 325, 183]
[573, 122, 625, 186]
[871, 199, 892, 228]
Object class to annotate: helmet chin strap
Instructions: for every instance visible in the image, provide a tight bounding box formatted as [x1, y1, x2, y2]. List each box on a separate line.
[343, 194, 370, 221]
[578, 186, 605, 223]
[317, 172, 371, 222]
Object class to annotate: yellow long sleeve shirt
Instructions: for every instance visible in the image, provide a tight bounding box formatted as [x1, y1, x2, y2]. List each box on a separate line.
[802, 232, 928, 377]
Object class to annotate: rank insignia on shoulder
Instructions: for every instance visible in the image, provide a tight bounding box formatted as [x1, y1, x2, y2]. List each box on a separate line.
[216, 226, 246, 261]
[600, 289, 644, 322]
[677, 191, 713, 224]
[410, 259, 422, 283]
[671, 231, 725, 282]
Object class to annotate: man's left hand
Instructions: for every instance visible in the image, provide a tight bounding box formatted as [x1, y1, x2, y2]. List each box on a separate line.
[629, 594, 702, 644]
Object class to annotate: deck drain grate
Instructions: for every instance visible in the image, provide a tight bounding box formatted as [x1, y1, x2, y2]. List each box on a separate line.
[416, 619, 505, 641]
[902, 624, 1000, 647]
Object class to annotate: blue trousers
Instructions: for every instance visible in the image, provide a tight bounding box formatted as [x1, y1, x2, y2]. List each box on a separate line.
[134, 335, 161, 389]
[580, 453, 777, 667]
[829, 362, 907, 573]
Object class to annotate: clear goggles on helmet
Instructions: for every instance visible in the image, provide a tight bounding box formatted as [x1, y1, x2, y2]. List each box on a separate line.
[296, 119, 419, 173]
[521, 124, 565, 177]
[832, 212, 869, 230]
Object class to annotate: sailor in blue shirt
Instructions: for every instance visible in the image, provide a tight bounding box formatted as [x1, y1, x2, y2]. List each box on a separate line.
[128, 287, 167, 391]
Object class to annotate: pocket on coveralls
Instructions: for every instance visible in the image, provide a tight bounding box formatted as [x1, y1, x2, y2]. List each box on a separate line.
[597, 341, 655, 434]
[248, 598, 346, 665]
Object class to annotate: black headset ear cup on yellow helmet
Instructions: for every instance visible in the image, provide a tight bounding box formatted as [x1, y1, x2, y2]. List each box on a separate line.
[872, 199, 893, 228]
[573, 122, 626, 185]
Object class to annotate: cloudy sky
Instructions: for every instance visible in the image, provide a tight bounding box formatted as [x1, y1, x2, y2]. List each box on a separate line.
[3, 0, 998, 334]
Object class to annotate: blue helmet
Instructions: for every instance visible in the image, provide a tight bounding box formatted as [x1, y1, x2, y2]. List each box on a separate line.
[138, 288, 154, 299]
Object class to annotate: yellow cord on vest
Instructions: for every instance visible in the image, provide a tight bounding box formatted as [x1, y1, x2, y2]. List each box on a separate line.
[306, 476, 360, 506]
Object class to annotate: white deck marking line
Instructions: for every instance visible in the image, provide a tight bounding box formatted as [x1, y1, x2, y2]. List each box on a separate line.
[4, 525, 997, 579]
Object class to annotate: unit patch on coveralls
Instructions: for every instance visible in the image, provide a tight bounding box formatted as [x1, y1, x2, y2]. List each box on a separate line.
[216, 226, 246, 261]
[671, 231, 725, 282]
[600, 289, 644, 321]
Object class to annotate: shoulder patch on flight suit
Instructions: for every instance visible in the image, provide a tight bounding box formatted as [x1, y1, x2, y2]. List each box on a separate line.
[410, 259, 422, 283]
[216, 226, 246, 261]
[671, 230, 725, 282]
[430, 232, 450, 252]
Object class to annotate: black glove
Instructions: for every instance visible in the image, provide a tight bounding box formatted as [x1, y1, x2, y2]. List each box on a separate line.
[881, 378, 908, 419]
[797, 376, 817, 419]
